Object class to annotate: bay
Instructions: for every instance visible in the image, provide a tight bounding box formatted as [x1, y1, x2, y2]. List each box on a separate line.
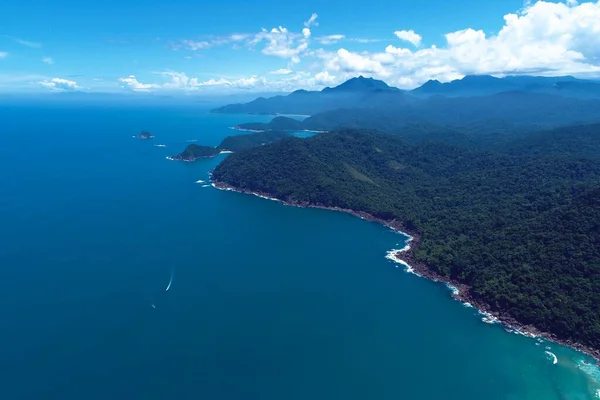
[0, 103, 598, 400]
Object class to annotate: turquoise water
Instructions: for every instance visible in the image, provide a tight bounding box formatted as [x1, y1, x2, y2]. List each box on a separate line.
[0, 103, 598, 399]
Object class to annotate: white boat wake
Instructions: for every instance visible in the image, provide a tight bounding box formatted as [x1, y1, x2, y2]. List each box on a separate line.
[166, 270, 174, 292]
[545, 351, 558, 365]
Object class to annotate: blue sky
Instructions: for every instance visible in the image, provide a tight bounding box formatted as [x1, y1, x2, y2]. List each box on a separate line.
[1, 0, 599, 94]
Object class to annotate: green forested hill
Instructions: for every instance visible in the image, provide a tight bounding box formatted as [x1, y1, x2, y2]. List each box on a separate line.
[212, 127, 600, 350]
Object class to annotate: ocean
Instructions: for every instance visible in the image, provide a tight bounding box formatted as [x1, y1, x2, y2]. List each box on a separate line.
[0, 103, 598, 400]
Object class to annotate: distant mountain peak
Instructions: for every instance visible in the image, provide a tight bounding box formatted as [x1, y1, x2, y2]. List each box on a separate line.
[421, 79, 442, 87]
[460, 74, 501, 81]
[325, 76, 398, 92]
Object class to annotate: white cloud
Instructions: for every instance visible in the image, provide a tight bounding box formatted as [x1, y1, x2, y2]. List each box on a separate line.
[316, 34, 345, 45]
[181, 40, 211, 50]
[270, 68, 294, 75]
[191, 75, 266, 89]
[118, 75, 160, 92]
[349, 38, 384, 43]
[39, 77, 79, 91]
[42, 57, 54, 65]
[176, 34, 250, 51]
[325, 48, 391, 77]
[159, 71, 201, 89]
[117, 72, 268, 92]
[11, 37, 41, 48]
[315, 0, 600, 88]
[229, 34, 250, 42]
[304, 13, 319, 28]
[251, 25, 309, 61]
[302, 28, 311, 38]
[394, 30, 422, 47]
[314, 70, 337, 85]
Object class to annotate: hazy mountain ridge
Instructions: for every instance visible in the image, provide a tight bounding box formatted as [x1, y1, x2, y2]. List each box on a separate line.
[211, 74, 600, 117]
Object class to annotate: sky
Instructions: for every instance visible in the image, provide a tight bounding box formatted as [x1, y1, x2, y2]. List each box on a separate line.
[1, 0, 599, 94]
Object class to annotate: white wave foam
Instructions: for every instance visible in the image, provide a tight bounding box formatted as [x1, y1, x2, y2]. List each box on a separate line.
[185, 139, 197, 142]
[202, 184, 210, 187]
[230, 127, 263, 132]
[577, 360, 600, 383]
[219, 150, 234, 154]
[512, 329, 538, 338]
[165, 156, 174, 161]
[545, 351, 558, 365]
[195, 180, 205, 184]
[480, 311, 498, 324]
[446, 283, 460, 296]
[463, 302, 473, 308]
[211, 184, 280, 202]
[385, 249, 421, 276]
[154, 144, 167, 148]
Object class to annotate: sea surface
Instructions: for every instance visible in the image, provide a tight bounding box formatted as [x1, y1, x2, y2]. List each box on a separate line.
[0, 103, 599, 400]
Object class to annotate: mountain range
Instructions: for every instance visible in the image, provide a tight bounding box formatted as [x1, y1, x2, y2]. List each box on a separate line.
[212, 75, 600, 117]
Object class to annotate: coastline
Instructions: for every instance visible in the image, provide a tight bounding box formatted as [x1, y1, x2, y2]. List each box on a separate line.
[210, 179, 600, 363]
[229, 126, 329, 134]
[166, 150, 232, 162]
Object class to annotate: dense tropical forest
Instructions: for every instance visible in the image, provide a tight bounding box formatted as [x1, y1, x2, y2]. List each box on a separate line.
[218, 130, 291, 152]
[212, 125, 600, 350]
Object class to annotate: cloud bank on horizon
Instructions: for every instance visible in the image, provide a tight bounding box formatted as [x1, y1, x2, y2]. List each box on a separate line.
[2, 0, 600, 94]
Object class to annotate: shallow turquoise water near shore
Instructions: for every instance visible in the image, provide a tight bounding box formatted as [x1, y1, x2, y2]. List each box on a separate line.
[0, 104, 598, 399]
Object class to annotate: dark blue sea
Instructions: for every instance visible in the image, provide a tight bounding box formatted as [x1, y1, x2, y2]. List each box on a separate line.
[0, 103, 598, 399]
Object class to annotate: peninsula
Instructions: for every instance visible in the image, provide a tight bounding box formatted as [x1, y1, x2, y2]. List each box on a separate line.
[168, 130, 292, 161]
[211, 126, 600, 360]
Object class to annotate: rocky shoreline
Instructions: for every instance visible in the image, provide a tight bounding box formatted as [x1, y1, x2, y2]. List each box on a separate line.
[211, 179, 600, 363]
[167, 150, 233, 162]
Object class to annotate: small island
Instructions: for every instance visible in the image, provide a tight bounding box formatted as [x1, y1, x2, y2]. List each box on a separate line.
[137, 131, 154, 139]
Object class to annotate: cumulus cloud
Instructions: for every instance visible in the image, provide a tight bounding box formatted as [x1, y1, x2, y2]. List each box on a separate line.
[325, 48, 391, 77]
[394, 30, 422, 47]
[118, 75, 160, 92]
[39, 77, 79, 91]
[42, 57, 54, 65]
[318, 1, 600, 88]
[314, 70, 337, 85]
[251, 25, 310, 61]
